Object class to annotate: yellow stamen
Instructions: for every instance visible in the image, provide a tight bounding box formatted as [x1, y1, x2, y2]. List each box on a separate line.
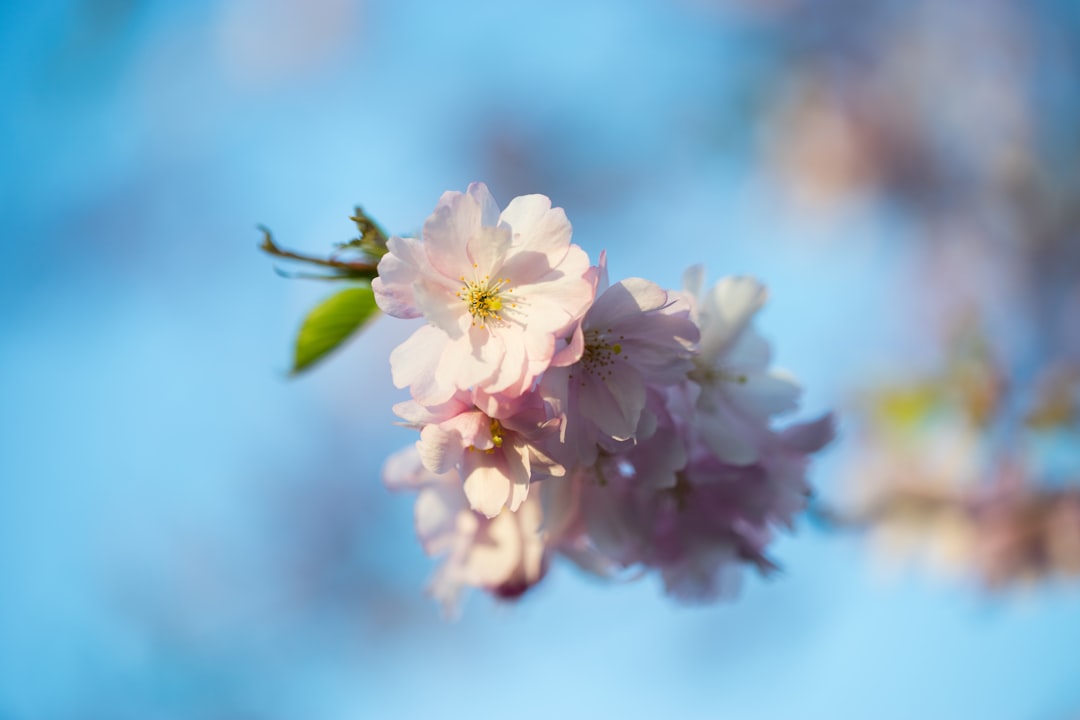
[461, 274, 512, 328]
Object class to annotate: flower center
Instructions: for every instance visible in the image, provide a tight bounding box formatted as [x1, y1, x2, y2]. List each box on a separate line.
[465, 417, 506, 455]
[580, 328, 625, 378]
[457, 272, 514, 329]
[489, 418, 504, 449]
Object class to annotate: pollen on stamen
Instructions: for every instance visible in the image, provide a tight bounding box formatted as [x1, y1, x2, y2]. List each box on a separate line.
[461, 275, 513, 328]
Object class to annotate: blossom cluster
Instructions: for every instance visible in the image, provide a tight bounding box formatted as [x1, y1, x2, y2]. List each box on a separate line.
[374, 183, 833, 613]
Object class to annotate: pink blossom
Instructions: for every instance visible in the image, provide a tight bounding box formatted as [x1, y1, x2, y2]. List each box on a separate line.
[542, 270, 698, 466]
[374, 183, 595, 405]
[394, 391, 563, 518]
[685, 271, 803, 465]
[560, 411, 834, 603]
[383, 447, 547, 615]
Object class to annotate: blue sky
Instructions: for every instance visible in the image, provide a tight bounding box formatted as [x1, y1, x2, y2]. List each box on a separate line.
[2, 1, 1078, 718]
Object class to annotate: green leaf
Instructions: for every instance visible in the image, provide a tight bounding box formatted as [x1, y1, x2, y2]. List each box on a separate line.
[292, 286, 379, 374]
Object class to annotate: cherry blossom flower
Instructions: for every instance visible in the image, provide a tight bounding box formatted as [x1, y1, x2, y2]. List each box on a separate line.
[685, 270, 803, 465]
[374, 183, 595, 405]
[652, 415, 833, 601]
[345, 186, 841, 611]
[542, 268, 698, 466]
[394, 391, 563, 518]
[383, 447, 547, 615]
[555, 409, 834, 603]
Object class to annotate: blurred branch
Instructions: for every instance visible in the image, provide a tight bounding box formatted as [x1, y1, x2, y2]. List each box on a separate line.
[258, 226, 379, 281]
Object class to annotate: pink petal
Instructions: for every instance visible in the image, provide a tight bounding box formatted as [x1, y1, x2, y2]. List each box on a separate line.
[781, 413, 836, 453]
[441, 410, 492, 450]
[537, 365, 571, 438]
[372, 236, 427, 318]
[466, 225, 512, 277]
[413, 281, 469, 339]
[696, 400, 761, 465]
[466, 182, 501, 227]
[514, 250, 594, 334]
[593, 250, 610, 295]
[587, 278, 669, 330]
[392, 394, 471, 426]
[579, 370, 643, 441]
[527, 441, 566, 478]
[504, 440, 532, 512]
[484, 325, 530, 394]
[551, 324, 585, 367]
[389, 325, 457, 406]
[422, 190, 480, 280]
[497, 195, 574, 283]
[388, 325, 441, 388]
[437, 326, 505, 393]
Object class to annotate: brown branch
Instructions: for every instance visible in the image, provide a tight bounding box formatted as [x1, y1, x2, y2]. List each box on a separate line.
[258, 227, 379, 279]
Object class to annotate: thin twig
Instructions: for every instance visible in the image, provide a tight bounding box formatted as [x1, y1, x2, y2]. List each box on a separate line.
[258, 227, 379, 279]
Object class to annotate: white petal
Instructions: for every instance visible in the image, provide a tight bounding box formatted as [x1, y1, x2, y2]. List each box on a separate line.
[725, 369, 802, 422]
[715, 276, 768, 320]
[389, 326, 444, 390]
[371, 235, 431, 318]
[725, 325, 772, 370]
[418, 425, 463, 474]
[682, 264, 705, 306]
[699, 276, 768, 359]
[422, 190, 480, 280]
[504, 440, 532, 512]
[414, 282, 466, 339]
[391, 399, 428, 426]
[467, 182, 501, 226]
[462, 454, 512, 518]
[415, 485, 465, 555]
[382, 445, 429, 491]
[463, 511, 521, 586]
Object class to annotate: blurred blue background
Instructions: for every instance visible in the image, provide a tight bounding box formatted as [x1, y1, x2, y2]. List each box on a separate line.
[3, 1, 1080, 718]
